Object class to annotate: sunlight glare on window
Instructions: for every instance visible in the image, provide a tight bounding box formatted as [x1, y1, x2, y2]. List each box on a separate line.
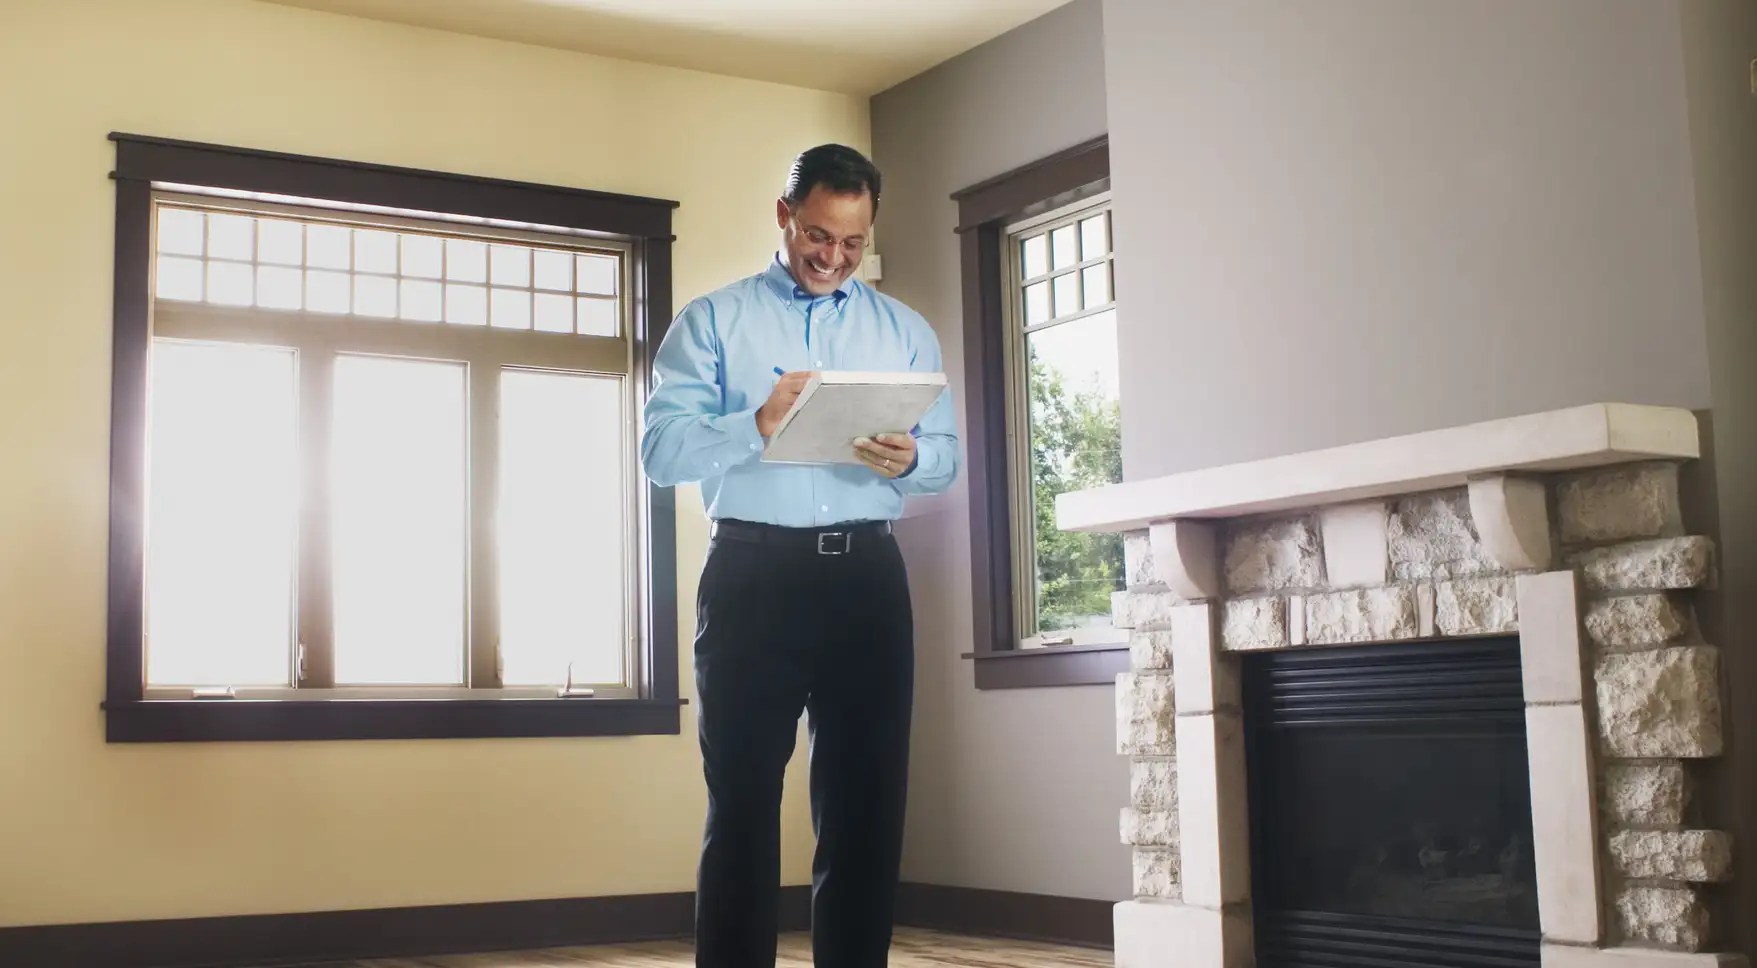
[498, 370, 627, 687]
[331, 356, 468, 685]
[146, 341, 297, 687]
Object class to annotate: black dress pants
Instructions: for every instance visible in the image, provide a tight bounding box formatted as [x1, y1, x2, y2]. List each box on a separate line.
[693, 519, 913, 968]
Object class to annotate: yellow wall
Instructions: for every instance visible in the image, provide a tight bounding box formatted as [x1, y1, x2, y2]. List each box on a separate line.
[0, 0, 867, 928]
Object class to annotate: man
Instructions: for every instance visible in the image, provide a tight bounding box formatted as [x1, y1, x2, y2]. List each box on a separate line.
[640, 144, 959, 968]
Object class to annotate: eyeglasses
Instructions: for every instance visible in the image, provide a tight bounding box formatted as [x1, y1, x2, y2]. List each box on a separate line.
[791, 215, 868, 254]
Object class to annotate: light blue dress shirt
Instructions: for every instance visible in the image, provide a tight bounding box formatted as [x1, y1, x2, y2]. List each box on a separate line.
[641, 257, 960, 527]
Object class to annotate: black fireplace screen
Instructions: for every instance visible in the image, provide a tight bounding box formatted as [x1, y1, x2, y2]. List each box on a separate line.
[1242, 638, 1542, 968]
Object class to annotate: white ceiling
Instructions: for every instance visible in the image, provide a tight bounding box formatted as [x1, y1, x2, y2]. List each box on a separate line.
[263, 0, 1074, 95]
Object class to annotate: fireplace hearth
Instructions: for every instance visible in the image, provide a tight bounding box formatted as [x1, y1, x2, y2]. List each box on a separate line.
[1242, 638, 1541, 967]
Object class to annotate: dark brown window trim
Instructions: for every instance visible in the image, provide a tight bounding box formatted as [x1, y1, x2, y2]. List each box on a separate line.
[953, 135, 1121, 691]
[105, 133, 682, 742]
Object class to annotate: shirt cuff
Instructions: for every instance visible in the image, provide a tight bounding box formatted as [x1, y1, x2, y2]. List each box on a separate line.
[726, 407, 765, 459]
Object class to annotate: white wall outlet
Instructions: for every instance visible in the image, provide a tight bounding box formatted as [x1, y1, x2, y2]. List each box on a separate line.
[862, 253, 883, 283]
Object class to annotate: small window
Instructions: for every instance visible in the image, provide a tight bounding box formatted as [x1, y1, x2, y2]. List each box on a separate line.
[1003, 198, 1124, 648]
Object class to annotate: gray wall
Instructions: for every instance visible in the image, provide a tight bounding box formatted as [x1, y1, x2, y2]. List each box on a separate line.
[1679, 0, 1757, 955]
[872, 0, 1130, 901]
[1102, 0, 1714, 480]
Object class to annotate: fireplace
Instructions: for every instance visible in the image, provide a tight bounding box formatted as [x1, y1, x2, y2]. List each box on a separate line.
[1242, 638, 1541, 967]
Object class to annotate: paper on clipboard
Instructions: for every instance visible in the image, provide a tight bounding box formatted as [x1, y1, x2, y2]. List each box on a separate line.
[761, 371, 947, 465]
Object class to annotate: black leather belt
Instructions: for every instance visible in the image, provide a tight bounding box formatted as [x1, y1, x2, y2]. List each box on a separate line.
[710, 518, 893, 556]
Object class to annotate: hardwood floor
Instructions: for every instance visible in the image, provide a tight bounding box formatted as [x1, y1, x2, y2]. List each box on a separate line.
[307, 929, 1111, 967]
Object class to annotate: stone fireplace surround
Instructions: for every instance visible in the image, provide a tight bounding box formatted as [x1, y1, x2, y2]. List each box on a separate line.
[1056, 404, 1746, 968]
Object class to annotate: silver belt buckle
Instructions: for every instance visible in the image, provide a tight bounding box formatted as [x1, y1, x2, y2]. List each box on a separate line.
[817, 532, 852, 555]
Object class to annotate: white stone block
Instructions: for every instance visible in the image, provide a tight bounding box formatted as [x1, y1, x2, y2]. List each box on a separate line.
[1543, 944, 1750, 968]
[1616, 886, 1710, 952]
[1585, 594, 1690, 649]
[1220, 597, 1287, 652]
[1320, 502, 1389, 588]
[1516, 571, 1587, 705]
[1126, 530, 1161, 588]
[1557, 462, 1681, 545]
[1570, 537, 1714, 593]
[1117, 590, 1182, 632]
[1133, 848, 1181, 899]
[1525, 703, 1605, 944]
[1436, 576, 1519, 636]
[1305, 585, 1418, 644]
[1389, 490, 1499, 581]
[1609, 829, 1733, 883]
[1118, 672, 1177, 756]
[1222, 515, 1322, 594]
[1131, 757, 1178, 813]
[1171, 603, 1238, 714]
[1122, 807, 1179, 847]
[1469, 474, 1555, 571]
[1132, 630, 1175, 672]
[1114, 900, 1253, 968]
[1175, 713, 1251, 908]
[1595, 647, 1723, 758]
[1603, 762, 1689, 826]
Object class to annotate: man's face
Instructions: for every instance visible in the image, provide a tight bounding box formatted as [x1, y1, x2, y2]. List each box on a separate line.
[776, 185, 872, 297]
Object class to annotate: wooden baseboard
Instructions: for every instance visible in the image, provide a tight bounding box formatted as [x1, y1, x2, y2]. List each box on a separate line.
[0, 888, 811, 968]
[894, 883, 1115, 949]
[0, 882, 1113, 967]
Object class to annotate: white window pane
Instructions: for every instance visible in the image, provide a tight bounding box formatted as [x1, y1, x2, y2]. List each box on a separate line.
[1025, 309, 1122, 634]
[207, 214, 255, 261]
[498, 370, 626, 686]
[331, 356, 468, 685]
[206, 261, 254, 306]
[1080, 213, 1109, 259]
[400, 234, 443, 279]
[1024, 281, 1050, 326]
[354, 230, 398, 274]
[399, 279, 443, 322]
[1021, 234, 1049, 279]
[258, 219, 303, 266]
[534, 292, 572, 333]
[155, 255, 203, 301]
[491, 244, 530, 287]
[306, 224, 351, 270]
[1050, 224, 1078, 270]
[446, 239, 488, 283]
[1082, 262, 1112, 309]
[576, 297, 617, 337]
[491, 288, 532, 330]
[307, 270, 351, 314]
[354, 275, 397, 318]
[146, 341, 297, 687]
[445, 284, 487, 326]
[1052, 272, 1080, 318]
[533, 249, 571, 291]
[256, 266, 303, 311]
[575, 254, 617, 295]
[157, 209, 205, 256]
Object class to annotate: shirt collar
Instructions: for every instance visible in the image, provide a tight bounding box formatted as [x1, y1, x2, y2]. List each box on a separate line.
[764, 254, 852, 307]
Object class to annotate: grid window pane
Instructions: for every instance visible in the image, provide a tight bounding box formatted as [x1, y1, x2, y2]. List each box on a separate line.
[331, 356, 468, 685]
[534, 292, 572, 334]
[498, 370, 626, 686]
[1022, 234, 1049, 279]
[1025, 309, 1122, 633]
[1080, 214, 1109, 259]
[258, 219, 304, 266]
[491, 245, 531, 287]
[146, 341, 297, 687]
[354, 275, 397, 318]
[491, 288, 533, 330]
[207, 261, 254, 306]
[577, 297, 617, 337]
[306, 224, 351, 270]
[207, 214, 255, 260]
[1052, 272, 1080, 318]
[400, 234, 443, 280]
[1082, 263, 1112, 308]
[533, 249, 571, 291]
[354, 230, 398, 274]
[1024, 282, 1050, 326]
[575, 254, 617, 295]
[256, 266, 304, 311]
[445, 284, 488, 326]
[1050, 225, 1078, 270]
[445, 239, 488, 283]
[157, 208, 205, 256]
[156, 256, 204, 301]
[307, 270, 351, 314]
[399, 279, 443, 322]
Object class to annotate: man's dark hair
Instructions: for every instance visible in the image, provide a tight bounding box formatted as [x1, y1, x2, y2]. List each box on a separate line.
[782, 144, 881, 217]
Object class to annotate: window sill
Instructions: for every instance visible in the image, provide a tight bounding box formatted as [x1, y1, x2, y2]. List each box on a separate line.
[961, 643, 1129, 690]
[103, 696, 685, 743]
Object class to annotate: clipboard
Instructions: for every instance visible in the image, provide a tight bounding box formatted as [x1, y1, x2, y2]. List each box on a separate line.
[761, 371, 947, 465]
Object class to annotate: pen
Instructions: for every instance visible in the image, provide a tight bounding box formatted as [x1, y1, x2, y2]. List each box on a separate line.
[773, 367, 785, 376]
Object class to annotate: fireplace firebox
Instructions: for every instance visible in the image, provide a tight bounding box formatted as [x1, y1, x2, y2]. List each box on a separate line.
[1242, 638, 1543, 968]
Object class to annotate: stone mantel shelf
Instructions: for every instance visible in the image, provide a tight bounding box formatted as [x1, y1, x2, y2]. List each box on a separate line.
[1057, 403, 1699, 535]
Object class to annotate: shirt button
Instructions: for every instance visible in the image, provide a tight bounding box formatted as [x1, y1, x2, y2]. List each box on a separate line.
[749, 443, 759, 451]
[712, 461, 720, 469]
[820, 505, 829, 513]
[816, 360, 823, 366]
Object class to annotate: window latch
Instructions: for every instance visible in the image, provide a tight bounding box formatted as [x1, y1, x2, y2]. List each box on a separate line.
[558, 662, 595, 699]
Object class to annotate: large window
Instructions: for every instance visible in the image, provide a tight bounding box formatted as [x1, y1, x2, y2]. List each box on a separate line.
[1002, 197, 1124, 647]
[106, 134, 680, 740]
[953, 136, 1123, 689]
